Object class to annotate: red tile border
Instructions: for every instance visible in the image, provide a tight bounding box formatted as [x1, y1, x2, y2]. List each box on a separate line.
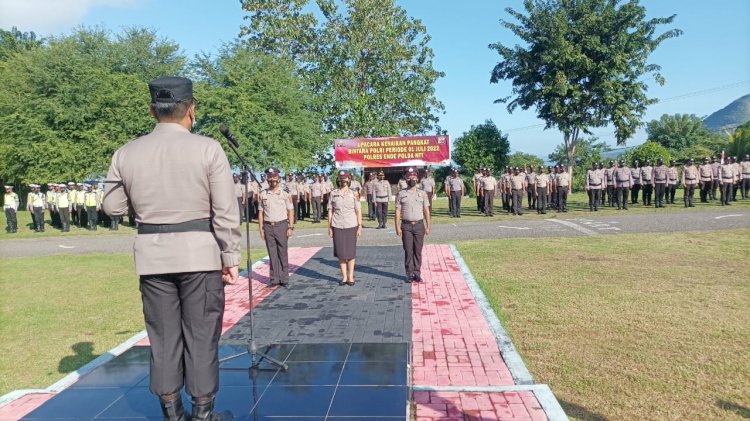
[414, 390, 547, 421]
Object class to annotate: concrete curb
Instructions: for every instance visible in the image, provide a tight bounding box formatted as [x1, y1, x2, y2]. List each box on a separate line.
[449, 243, 535, 385]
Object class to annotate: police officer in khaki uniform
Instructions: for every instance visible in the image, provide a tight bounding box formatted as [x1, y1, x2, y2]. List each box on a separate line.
[234, 174, 246, 222]
[719, 159, 735, 206]
[652, 158, 669, 208]
[604, 161, 616, 207]
[613, 160, 632, 210]
[259, 168, 295, 286]
[29, 184, 46, 232]
[585, 162, 603, 211]
[480, 168, 497, 216]
[103, 76, 239, 420]
[374, 170, 391, 228]
[641, 159, 653, 205]
[4, 185, 19, 233]
[525, 166, 537, 210]
[446, 168, 465, 217]
[365, 172, 377, 220]
[395, 169, 431, 282]
[473, 166, 484, 213]
[419, 169, 436, 214]
[710, 156, 721, 200]
[509, 167, 526, 215]
[682, 158, 699, 207]
[556, 166, 571, 212]
[731, 156, 741, 201]
[667, 160, 679, 204]
[630, 160, 641, 204]
[534, 166, 550, 214]
[699, 157, 713, 203]
[741, 154, 750, 199]
[328, 171, 362, 285]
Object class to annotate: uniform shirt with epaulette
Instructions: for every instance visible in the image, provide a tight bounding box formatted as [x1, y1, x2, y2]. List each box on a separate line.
[711, 162, 721, 179]
[641, 165, 653, 183]
[350, 179, 362, 194]
[732, 162, 741, 182]
[258, 188, 293, 222]
[741, 160, 750, 180]
[396, 188, 429, 222]
[667, 167, 679, 185]
[719, 163, 735, 183]
[556, 172, 571, 188]
[447, 176, 464, 192]
[510, 174, 526, 190]
[328, 189, 360, 228]
[3, 192, 19, 210]
[630, 167, 641, 184]
[585, 169, 603, 190]
[420, 177, 435, 193]
[604, 167, 615, 186]
[682, 165, 699, 185]
[614, 166, 632, 188]
[374, 180, 391, 203]
[535, 173, 550, 188]
[699, 164, 713, 182]
[311, 181, 323, 198]
[526, 172, 537, 187]
[480, 175, 498, 191]
[652, 165, 668, 184]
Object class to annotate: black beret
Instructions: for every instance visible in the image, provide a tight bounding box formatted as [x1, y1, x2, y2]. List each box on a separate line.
[149, 76, 193, 104]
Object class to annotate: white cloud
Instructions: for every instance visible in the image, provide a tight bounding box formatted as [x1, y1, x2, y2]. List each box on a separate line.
[0, 0, 138, 34]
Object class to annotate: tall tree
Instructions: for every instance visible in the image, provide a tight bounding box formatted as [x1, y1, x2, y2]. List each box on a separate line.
[507, 151, 544, 169]
[646, 113, 717, 151]
[239, 0, 445, 138]
[725, 121, 750, 158]
[192, 44, 326, 172]
[0, 27, 42, 61]
[548, 137, 609, 190]
[489, 0, 681, 178]
[0, 27, 185, 184]
[451, 120, 510, 174]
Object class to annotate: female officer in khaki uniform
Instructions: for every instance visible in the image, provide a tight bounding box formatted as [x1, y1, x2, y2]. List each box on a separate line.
[328, 171, 362, 285]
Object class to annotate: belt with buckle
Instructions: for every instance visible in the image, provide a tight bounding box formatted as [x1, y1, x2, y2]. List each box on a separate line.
[138, 218, 212, 234]
[264, 220, 288, 226]
[376, 195, 388, 198]
[402, 220, 423, 225]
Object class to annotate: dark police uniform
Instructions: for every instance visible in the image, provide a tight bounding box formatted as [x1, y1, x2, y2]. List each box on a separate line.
[395, 172, 430, 282]
[103, 77, 240, 420]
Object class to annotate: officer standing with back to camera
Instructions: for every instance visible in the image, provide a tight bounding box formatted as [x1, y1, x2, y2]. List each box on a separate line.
[103, 76, 239, 421]
[395, 168, 431, 283]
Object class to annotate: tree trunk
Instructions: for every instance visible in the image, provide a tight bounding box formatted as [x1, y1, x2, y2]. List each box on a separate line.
[564, 128, 579, 192]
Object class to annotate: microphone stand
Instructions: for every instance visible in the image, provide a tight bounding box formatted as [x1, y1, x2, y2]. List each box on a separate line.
[219, 133, 288, 371]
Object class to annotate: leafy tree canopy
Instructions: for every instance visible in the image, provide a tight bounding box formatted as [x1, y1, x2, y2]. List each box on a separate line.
[507, 151, 544, 169]
[489, 0, 681, 176]
[645, 113, 722, 153]
[622, 141, 671, 165]
[549, 137, 609, 190]
[0, 27, 42, 61]
[451, 120, 510, 174]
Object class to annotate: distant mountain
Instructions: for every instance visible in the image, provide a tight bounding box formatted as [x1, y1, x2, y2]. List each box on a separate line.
[703, 94, 750, 132]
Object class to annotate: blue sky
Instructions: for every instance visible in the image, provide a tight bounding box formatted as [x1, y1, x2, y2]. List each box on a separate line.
[1, 0, 749, 158]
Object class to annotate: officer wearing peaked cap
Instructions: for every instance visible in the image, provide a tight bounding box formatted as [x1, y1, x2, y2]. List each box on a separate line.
[395, 168, 431, 282]
[374, 170, 391, 228]
[258, 167, 295, 287]
[4, 185, 19, 233]
[103, 76, 239, 420]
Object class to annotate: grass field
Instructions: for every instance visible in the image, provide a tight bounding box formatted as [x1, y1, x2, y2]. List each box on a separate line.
[3, 192, 749, 239]
[456, 230, 750, 421]
[0, 250, 263, 396]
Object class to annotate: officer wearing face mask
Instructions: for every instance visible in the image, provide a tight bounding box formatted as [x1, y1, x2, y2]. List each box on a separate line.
[395, 168, 430, 282]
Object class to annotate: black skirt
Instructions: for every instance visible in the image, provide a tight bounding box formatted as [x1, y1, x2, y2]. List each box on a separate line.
[332, 226, 358, 260]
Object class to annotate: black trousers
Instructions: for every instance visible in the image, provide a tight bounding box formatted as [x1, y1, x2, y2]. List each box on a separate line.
[511, 189, 523, 215]
[711, 180, 719, 200]
[426, 192, 433, 214]
[588, 189, 600, 210]
[742, 178, 750, 198]
[450, 191, 462, 217]
[312, 196, 322, 222]
[557, 188, 568, 211]
[5, 208, 17, 231]
[606, 185, 615, 206]
[476, 194, 484, 212]
[720, 183, 732, 205]
[642, 184, 653, 205]
[654, 183, 666, 206]
[322, 194, 329, 217]
[50, 208, 60, 228]
[617, 187, 629, 209]
[501, 192, 510, 211]
[700, 182, 711, 202]
[376, 202, 389, 226]
[263, 221, 289, 282]
[667, 184, 677, 203]
[631, 184, 640, 204]
[367, 195, 376, 220]
[483, 190, 495, 216]
[71, 204, 79, 225]
[87, 207, 98, 229]
[291, 195, 299, 221]
[33, 207, 44, 231]
[140, 271, 224, 398]
[527, 189, 537, 209]
[401, 220, 425, 277]
[237, 197, 245, 222]
[78, 205, 87, 227]
[59, 207, 70, 231]
[537, 187, 547, 212]
[684, 184, 696, 206]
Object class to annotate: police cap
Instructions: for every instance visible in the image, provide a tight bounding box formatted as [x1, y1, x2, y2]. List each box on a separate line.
[148, 76, 193, 104]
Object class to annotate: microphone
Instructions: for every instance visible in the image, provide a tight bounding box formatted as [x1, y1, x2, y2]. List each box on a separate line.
[219, 125, 240, 149]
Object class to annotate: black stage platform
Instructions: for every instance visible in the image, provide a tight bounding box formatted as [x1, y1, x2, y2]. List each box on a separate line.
[22, 342, 409, 420]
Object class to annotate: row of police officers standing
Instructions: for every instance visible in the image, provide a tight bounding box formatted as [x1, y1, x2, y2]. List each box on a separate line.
[471, 165, 571, 215]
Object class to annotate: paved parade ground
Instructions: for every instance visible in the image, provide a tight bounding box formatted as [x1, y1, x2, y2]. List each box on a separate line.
[0, 245, 563, 420]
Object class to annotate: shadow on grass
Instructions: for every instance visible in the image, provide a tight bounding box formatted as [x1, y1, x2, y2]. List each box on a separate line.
[559, 399, 609, 421]
[717, 400, 750, 419]
[58, 341, 100, 373]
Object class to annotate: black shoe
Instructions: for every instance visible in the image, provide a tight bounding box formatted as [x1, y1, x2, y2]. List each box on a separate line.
[191, 396, 234, 421]
[280, 282, 288, 288]
[414, 274, 423, 282]
[406, 275, 413, 283]
[159, 394, 188, 421]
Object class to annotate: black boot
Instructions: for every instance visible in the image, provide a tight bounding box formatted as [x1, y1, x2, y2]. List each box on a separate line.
[159, 393, 188, 421]
[191, 396, 234, 421]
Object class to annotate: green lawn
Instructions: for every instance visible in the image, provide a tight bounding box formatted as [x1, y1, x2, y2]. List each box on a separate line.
[456, 230, 750, 421]
[3, 192, 748, 239]
[0, 250, 263, 396]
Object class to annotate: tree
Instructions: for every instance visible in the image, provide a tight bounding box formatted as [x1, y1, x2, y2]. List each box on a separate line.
[239, 0, 445, 138]
[507, 151, 544, 169]
[725, 121, 750, 158]
[451, 120, 510, 174]
[645, 113, 723, 157]
[622, 141, 671, 165]
[192, 44, 326, 171]
[0, 27, 42, 61]
[548, 137, 609, 191]
[489, 0, 681, 179]
[0, 27, 185, 185]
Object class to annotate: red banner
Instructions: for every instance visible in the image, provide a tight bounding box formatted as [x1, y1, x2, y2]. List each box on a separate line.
[334, 135, 451, 168]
